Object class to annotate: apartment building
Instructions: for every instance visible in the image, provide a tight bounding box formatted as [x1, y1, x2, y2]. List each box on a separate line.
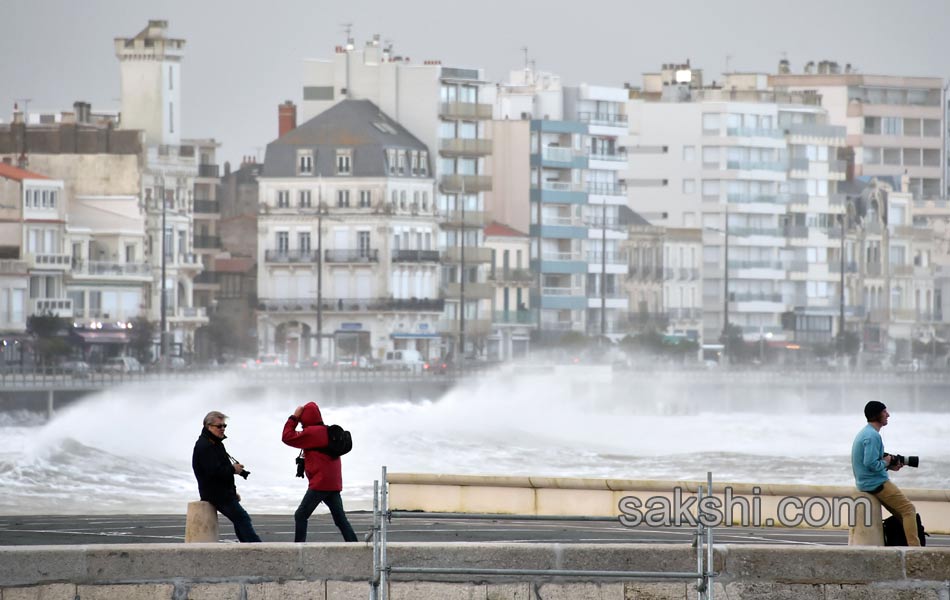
[256, 99, 443, 363]
[483, 221, 533, 359]
[771, 60, 945, 199]
[490, 68, 629, 339]
[626, 63, 847, 349]
[299, 35, 493, 357]
[0, 108, 148, 338]
[115, 20, 213, 358]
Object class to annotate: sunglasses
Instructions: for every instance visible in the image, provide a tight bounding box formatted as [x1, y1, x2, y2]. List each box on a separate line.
[210, 423, 227, 429]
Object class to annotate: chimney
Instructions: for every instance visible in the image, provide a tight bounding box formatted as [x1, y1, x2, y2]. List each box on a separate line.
[278, 100, 297, 137]
[778, 59, 790, 74]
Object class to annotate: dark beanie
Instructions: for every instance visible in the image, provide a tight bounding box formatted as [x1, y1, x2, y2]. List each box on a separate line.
[864, 401, 886, 421]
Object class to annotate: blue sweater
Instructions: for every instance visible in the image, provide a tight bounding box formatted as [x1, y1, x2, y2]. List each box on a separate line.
[851, 424, 889, 492]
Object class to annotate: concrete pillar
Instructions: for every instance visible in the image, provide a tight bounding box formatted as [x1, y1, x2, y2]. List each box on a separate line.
[848, 492, 884, 546]
[47, 390, 55, 420]
[185, 501, 219, 542]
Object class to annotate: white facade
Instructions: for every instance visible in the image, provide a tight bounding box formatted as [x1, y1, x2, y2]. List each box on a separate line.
[625, 70, 845, 344]
[300, 38, 494, 357]
[256, 175, 443, 363]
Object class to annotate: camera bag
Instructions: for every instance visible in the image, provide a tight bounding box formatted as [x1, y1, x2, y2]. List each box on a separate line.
[882, 514, 928, 546]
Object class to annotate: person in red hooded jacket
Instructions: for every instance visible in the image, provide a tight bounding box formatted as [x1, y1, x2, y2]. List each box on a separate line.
[282, 402, 358, 542]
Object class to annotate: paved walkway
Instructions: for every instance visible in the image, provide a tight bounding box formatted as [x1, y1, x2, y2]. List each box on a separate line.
[1, 514, 945, 546]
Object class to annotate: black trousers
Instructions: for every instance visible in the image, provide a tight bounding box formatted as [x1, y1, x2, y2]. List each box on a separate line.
[294, 489, 357, 542]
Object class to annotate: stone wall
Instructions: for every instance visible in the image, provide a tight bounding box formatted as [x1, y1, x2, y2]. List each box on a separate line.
[1, 543, 948, 599]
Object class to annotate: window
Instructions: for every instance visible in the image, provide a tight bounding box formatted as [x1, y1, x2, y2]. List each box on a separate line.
[125, 244, 135, 262]
[357, 231, 371, 256]
[277, 190, 290, 208]
[387, 149, 397, 174]
[336, 150, 351, 175]
[419, 152, 428, 175]
[277, 232, 289, 253]
[702, 146, 720, 166]
[337, 189, 350, 207]
[359, 190, 371, 208]
[397, 151, 406, 174]
[683, 146, 696, 161]
[299, 190, 311, 207]
[49, 190, 56, 208]
[421, 191, 429, 210]
[298, 232, 311, 253]
[298, 152, 313, 174]
[702, 113, 721, 134]
[169, 66, 173, 90]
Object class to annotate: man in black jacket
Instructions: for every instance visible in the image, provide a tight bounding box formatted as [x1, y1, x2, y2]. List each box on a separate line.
[191, 411, 261, 542]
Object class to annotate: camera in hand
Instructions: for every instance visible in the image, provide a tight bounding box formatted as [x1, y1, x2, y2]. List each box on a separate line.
[295, 456, 305, 478]
[238, 468, 250, 479]
[887, 453, 919, 468]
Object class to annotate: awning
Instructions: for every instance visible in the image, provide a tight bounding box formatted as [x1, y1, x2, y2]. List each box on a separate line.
[390, 333, 441, 339]
[70, 330, 130, 344]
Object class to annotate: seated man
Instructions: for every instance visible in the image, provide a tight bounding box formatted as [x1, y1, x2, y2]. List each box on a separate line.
[851, 401, 919, 545]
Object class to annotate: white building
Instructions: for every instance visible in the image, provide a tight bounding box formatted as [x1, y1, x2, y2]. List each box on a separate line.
[490, 68, 629, 338]
[483, 221, 533, 359]
[625, 64, 846, 348]
[115, 20, 210, 359]
[300, 35, 493, 357]
[257, 99, 443, 363]
[771, 60, 945, 199]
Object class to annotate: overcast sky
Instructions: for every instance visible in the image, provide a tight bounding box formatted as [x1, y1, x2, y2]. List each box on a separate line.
[3, 0, 949, 167]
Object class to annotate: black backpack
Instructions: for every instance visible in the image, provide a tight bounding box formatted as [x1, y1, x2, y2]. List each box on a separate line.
[883, 514, 928, 546]
[317, 424, 353, 458]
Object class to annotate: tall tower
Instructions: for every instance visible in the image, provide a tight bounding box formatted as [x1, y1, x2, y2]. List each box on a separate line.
[114, 20, 184, 145]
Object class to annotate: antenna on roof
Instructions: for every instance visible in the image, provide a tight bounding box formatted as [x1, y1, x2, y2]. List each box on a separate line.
[341, 22, 354, 50]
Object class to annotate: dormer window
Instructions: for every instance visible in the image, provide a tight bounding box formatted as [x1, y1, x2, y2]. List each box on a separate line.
[387, 149, 397, 175]
[419, 152, 428, 176]
[298, 150, 313, 175]
[336, 149, 352, 175]
[397, 150, 406, 175]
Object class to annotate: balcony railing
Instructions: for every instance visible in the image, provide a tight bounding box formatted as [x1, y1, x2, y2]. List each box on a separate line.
[440, 138, 492, 156]
[444, 246, 492, 263]
[542, 287, 583, 297]
[441, 282, 493, 299]
[588, 152, 627, 162]
[198, 164, 220, 178]
[265, 249, 318, 263]
[787, 123, 846, 139]
[492, 268, 533, 283]
[392, 249, 440, 263]
[732, 293, 783, 303]
[193, 271, 220, 284]
[193, 236, 221, 249]
[324, 249, 379, 263]
[260, 297, 444, 312]
[439, 101, 492, 120]
[440, 174, 492, 192]
[194, 200, 220, 214]
[584, 216, 626, 231]
[493, 310, 537, 325]
[726, 127, 785, 138]
[728, 260, 784, 270]
[542, 251, 583, 262]
[29, 298, 73, 317]
[27, 253, 71, 269]
[729, 227, 785, 237]
[0, 259, 28, 275]
[726, 160, 787, 172]
[541, 146, 579, 162]
[439, 209, 490, 227]
[577, 112, 628, 126]
[586, 182, 626, 196]
[70, 261, 152, 277]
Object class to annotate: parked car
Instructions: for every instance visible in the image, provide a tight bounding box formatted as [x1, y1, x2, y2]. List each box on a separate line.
[335, 355, 374, 370]
[60, 360, 91, 378]
[256, 354, 289, 369]
[102, 356, 144, 374]
[381, 349, 426, 373]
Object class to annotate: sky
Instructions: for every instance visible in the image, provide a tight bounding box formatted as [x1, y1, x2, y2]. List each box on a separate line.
[2, 0, 949, 167]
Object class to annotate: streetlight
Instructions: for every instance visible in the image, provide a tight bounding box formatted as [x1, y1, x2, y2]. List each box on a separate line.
[157, 171, 168, 367]
[600, 198, 607, 342]
[704, 207, 730, 364]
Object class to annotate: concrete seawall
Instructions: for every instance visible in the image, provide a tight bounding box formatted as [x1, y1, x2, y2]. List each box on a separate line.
[1, 543, 949, 599]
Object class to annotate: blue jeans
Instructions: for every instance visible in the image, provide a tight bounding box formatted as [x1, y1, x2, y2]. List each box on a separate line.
[215, 498, 262, 543]
[294, 489, 357, 542]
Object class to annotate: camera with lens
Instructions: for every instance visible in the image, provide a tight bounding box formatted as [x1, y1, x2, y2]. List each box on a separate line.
[295, 456, 305, 478]
[238, 468, 250, 479]
[886, 453, 919, 468]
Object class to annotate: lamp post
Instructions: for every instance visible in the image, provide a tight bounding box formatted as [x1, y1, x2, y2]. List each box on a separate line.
[838, 210, 847, 358]
[600, 199, 607, 341]
[157, 172, 168, 367]
[704, 208, 730, 364]
[458, 175, 466, 362]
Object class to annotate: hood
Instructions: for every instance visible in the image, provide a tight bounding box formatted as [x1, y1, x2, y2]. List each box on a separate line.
[300, 402, 323, 426]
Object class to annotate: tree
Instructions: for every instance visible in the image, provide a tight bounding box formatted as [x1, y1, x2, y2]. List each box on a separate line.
[26, 314, 70, 366]
[128, 317, 156, 364]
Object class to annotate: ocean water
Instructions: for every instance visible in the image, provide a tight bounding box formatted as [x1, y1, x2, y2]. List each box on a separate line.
[0, 369, 947, 515]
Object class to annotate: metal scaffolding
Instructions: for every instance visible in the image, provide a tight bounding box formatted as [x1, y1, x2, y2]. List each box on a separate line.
[368, 466, 717, 600]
